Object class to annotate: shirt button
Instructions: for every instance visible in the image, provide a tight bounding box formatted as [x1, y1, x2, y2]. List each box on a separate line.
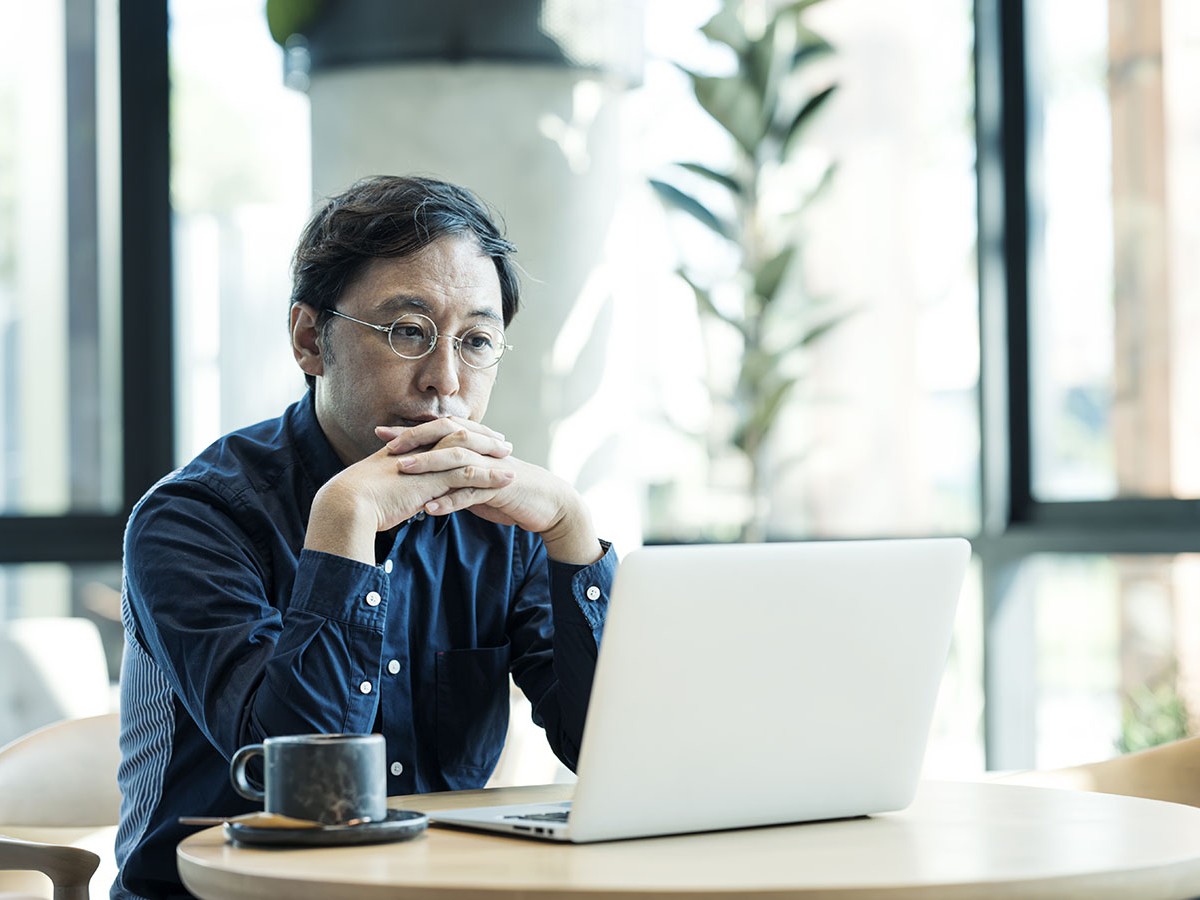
[383, 559, 394, 574]
[365, 591, 382, 607]
[387, 659, 401, 675]
[359, 680, 372, 694]
[414, 510, 427, 521]
[586, 585, 601, 601]
[390, 761, 404, 777]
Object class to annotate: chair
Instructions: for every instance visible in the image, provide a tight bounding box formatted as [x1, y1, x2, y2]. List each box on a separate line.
[0, 618, 113, 749]
[0, 838, 99, 900]
[995, 735, 1200, 808]
[0, 714, 121, 900]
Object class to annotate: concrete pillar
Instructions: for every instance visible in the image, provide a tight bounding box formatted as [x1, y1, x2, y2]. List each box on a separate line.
[307, 63, 624, 470]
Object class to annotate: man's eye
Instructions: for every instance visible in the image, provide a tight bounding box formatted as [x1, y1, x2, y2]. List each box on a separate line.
[465, 332, 495, 350]
[395, 324, 427, 341]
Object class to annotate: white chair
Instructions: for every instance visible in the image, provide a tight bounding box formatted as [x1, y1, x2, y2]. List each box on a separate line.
[0, 619, 113, 749]
[0, 714, 121, 900]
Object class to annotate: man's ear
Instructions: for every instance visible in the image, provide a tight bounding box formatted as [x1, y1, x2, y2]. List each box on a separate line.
[290, 303, 325, 378]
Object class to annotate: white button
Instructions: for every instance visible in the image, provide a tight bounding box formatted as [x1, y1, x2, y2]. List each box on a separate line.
[359, 681, 372, 694]
[383, 560, 394, 574]
[365, 591, 382, 607]
[387, 659, 401, 675]
[390, 761, 404, 777]
[586, 585, 601, 601]
[414, 510, 427, 521]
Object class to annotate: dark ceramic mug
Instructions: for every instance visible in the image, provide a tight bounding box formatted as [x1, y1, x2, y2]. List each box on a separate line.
[229, 733, 387, 825]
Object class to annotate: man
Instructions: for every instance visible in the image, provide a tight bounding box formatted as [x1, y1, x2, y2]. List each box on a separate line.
[113, 175, 615, 899]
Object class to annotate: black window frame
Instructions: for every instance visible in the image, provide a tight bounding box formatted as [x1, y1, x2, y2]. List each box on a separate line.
[0, 0, 173, 564]
[975, 0, 1200, 769]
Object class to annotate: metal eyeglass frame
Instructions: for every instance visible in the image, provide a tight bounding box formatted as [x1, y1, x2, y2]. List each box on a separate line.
[326, 309, 513, 370]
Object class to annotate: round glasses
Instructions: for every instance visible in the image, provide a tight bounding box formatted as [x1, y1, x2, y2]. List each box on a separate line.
[327, 310, 512, 370]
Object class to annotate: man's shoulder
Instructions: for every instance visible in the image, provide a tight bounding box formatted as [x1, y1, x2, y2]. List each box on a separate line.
[134, 399, 316, 521]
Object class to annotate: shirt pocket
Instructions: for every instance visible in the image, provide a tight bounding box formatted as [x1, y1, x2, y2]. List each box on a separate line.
[435, 642, 511, 782]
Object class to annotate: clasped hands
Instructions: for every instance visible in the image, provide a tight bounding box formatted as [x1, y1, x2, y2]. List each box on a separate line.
[307, 418, 600, 565]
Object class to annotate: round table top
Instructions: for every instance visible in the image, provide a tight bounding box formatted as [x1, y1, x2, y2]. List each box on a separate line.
[177, 779, 1200, 900]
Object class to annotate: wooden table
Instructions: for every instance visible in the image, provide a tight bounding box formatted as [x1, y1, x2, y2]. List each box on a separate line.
[177, 780, 1200, 899]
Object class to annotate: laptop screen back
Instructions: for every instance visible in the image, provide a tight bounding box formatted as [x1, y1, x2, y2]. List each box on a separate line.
[566, 538, 971, 842]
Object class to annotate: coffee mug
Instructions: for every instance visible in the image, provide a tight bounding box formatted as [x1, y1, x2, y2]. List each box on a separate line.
[229, 733, 387, 826]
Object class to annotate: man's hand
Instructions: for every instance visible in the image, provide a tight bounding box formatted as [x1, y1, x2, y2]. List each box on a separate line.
[304, 418, 514, 565]
[377, 421, 603, 566]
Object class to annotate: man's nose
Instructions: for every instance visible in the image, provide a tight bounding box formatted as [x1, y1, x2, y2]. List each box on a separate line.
[415, 337, 460, 396]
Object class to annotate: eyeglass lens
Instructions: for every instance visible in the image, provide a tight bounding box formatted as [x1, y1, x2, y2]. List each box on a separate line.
[388, 314, 505, 369]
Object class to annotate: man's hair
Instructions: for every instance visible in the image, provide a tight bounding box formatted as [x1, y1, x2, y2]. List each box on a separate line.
[291, 175, 520, 389]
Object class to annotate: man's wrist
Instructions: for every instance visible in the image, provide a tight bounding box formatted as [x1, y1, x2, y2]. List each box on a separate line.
[540, 495, 603, 566]
[305, 479, 378, 564]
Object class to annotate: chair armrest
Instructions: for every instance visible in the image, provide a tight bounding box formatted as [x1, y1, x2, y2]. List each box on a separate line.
[0, 834, 100, 900]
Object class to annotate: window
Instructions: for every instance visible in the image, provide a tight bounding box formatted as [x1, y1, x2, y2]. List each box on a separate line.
[636, 0, 980, 541]
[169, 0, 311, 461]
[0, 0, 122, 516]
[1026, 0, 1200, 502]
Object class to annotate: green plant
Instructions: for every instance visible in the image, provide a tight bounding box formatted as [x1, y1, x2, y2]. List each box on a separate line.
[1117, 678, 1190, 754]
[264, 0, 325, 47]
[650, 0, 850, 541]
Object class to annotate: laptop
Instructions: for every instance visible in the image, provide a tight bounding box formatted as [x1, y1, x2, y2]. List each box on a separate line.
[430, 537, 971, 842]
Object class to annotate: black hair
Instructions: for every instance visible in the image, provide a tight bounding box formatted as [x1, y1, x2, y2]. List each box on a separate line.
[291, 175, 519, 389]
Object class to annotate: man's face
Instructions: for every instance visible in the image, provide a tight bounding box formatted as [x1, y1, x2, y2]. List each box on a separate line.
[296, 235, 505, 464]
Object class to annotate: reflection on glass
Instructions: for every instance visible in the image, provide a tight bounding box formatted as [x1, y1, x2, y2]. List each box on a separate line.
[1027, 553, 1197, 769]
[1027, 0, 1200, 501]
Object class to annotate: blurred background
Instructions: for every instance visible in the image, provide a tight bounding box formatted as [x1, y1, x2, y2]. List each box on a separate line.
[1, 0, 1198, 783]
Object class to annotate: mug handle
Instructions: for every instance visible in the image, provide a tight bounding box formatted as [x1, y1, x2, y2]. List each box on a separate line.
[230, 743, 265, 802]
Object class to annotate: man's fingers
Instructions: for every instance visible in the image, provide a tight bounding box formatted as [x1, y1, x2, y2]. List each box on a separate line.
[424, 483, 509, 516]
[376, 417, 505, 454]
[397, 446, 512, 474]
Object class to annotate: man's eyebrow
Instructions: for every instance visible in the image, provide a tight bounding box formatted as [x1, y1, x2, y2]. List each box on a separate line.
[374, 295, 503, 324]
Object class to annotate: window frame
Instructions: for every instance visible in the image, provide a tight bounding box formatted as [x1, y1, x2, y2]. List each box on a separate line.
[0, 0, 173, 564]
[975, 0, 1200, 769]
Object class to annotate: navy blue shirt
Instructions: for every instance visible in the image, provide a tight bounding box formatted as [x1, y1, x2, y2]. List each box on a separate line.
[113, 393, 615, 899]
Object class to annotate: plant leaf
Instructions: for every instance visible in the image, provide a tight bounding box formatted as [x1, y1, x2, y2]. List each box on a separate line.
[753, 246, 796, 303]
[678, 270, 746, 336]
[791, 38, 835, 71]
[265, 0, 325, 47]
[734, 375, 799, 454]
[690, 73, 766, 157]
[775, 0, 830, 21]
[700, 2, 748, 53]
[745, 19, 778, 100]
[779, 308, 858, 357]
[649, 179, 736, 241]
[782, 84, 838, 154]
[674, 162, 744, 197]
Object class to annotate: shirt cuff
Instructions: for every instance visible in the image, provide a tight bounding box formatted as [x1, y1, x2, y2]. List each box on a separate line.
[289, 548, 390, 630]
[548, 540, 616, 639]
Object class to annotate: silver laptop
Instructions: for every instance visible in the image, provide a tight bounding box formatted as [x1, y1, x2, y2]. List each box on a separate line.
[430, 537, 970, 842]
